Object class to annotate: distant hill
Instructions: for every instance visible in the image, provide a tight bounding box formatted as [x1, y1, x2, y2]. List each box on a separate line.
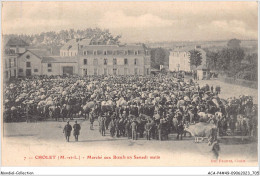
[146, 40, 257, 54]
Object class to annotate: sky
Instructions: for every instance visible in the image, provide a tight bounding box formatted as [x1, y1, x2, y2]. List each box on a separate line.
[2, 1, 258, 43]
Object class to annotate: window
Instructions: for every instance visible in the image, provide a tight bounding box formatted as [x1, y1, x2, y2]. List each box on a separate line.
[113, 68, 117, 75]
[34, 69, 38, 72]
[104, 58, 107, 65]
[48, 63, 52, 67]
[9, 59, 11, 68]
[134, 58, 138, 65]
[26, 55, 30, 59]
[124, 50, 128, 55]
[26, 62, 31, 68]
[104, 51, 107, 55]
[48, 69, 52, 72]
[83, 69, 87, 76]
[19, 69, 23, 72]
[14, 69, 16, 77]
[113, 58, 117, 65]
[84, 59, 87, 65]
[94, 68, 98, 75]
[93, 58, 98, 65]
[14, 58, 16, 67]
[134, 51, 138, 55]
[83, 51, 87, 55]
[94, 50, 97, 55]
[124, 58, 128, 65]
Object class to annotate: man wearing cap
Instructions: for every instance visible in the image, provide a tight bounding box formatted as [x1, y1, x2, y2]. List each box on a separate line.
[73, 120, 81, 141]
[63, 121, 72, 142]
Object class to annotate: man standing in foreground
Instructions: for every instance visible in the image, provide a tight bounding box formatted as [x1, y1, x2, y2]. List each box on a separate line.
[131, 120, 137, 140]
[63, 121, 72, 142]
[73, 120, 81, 141]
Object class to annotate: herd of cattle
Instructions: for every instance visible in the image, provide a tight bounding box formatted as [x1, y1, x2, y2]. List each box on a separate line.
[3, 74, 258, 143]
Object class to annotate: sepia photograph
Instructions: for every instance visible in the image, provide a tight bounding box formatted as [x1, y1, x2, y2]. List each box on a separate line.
[1, 1, 258, 171]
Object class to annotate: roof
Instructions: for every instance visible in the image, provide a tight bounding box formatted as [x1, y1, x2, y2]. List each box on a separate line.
[196, 65, 209, 70]
[5, 37, 29, 47]
[27, 49, 51, 59]
[60, 38, 92, 50]
[81, 44, 145, 51]
[61, 38, 146, 52]
[42, 56, 78, 63]
[17, 49, 51, 60]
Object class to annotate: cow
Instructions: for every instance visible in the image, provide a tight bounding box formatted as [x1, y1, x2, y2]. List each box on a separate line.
[184, 122, 217, 143]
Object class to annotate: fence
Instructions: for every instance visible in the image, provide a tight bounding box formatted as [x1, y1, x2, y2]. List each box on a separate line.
[219, 76, 258, 89]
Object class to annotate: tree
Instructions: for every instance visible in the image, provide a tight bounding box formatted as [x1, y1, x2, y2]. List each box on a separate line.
[216, 47, 245, 77]
[206, 51, 219, 70]
[189, 49, 202, 68]
[227, 38, 241, 49]
[150, 48, 169, 69]
[242, 53, 258, 80]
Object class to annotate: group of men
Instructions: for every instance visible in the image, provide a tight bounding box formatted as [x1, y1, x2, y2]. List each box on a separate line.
[63, 120, 81, 142]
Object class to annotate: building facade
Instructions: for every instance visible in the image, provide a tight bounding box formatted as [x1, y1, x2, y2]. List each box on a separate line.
[3, 38, 29, 80]
[3, 37, 151, 78]
[169, 46, 206, 72]
[77, 44, 151, 76]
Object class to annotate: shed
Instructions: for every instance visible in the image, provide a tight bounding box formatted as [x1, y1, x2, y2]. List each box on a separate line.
[196, 65, 210, 80]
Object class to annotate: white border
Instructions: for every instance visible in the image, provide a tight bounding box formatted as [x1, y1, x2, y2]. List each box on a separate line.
[0, 0, 259, 175]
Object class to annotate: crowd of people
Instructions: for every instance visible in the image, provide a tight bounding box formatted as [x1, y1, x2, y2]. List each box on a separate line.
[4, 74, 257, 144]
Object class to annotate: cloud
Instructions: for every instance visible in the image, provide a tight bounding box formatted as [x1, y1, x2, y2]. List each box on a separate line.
[210, 20, 257, 39]
[2, 1, 258, 42]
[98, 11, 174, 29]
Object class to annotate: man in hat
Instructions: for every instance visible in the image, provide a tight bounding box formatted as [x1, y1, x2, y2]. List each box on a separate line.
[63, 121, 72, 142]
[145, 120, 152, 140]
[131, 120, 138, 140]
[73, 120, 81, 141]
[89, 111, 95, 130]
[100, 115, 106, 136]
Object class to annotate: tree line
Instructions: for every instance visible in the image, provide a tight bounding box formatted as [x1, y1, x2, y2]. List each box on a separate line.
[206, 39, 257, 81]
[4, 28, 121, 47]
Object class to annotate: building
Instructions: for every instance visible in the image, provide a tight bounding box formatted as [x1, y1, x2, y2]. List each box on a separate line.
[3, 37, 151, 78]
[196, 65, 210, 80]
[59, 38, 92, 57]
[169, 45, 206, 72]
[42, 56, 78, 76]
[77, 44, 151, 76]
[3, 38, 29, 80]
[17, 49, 52, 76]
